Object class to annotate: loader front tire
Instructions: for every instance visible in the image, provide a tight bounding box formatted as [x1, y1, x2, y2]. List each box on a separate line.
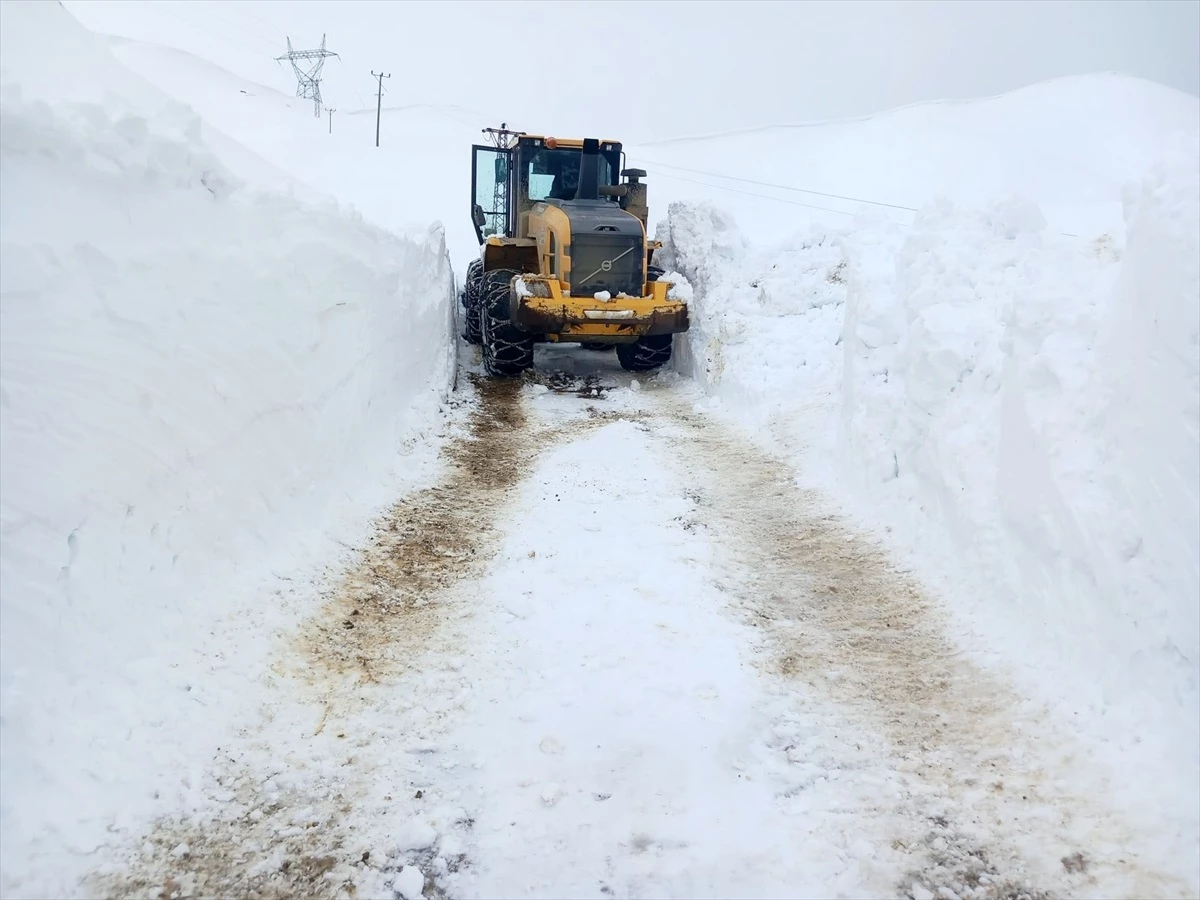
[482, 268, 534, 377]
[615, 266, 674, 371]
[461, 259, 484, 345]
[616, 334, 672, 372]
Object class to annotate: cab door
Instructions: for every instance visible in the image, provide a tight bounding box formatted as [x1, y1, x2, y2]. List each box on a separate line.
[471, 145, 512, 243]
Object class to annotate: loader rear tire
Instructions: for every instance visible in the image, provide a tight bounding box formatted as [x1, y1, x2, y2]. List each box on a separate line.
[482, 268, 534, 377]
[616, 334, 672, 372]
[461, 259, 484, 346]
[647, 264, 666, 283]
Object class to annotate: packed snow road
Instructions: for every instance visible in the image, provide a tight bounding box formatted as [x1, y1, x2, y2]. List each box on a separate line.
[89, 345, 1189, 900]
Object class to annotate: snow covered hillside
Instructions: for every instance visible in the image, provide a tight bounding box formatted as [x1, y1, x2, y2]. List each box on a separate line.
[0, 2, 454, 894]
[627, 73, 1200, 243]
[95, 34, 486, 276]
[657, 80, 1200, 879]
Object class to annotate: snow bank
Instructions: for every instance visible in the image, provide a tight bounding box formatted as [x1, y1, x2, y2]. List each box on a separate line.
[1097, 135, 1200, 657]
[658, 130, 1200, 880]
[834, 176, 1199, 783]
[657, 203, 847, 445]
[0, 2, 454, 894]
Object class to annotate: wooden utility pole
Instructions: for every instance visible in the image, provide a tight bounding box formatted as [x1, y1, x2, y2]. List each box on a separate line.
[371, 70, 390, 147]
[327, 107, 336, 134]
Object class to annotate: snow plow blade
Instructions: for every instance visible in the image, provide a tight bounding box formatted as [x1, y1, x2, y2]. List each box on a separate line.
[512, 275, 688, 342]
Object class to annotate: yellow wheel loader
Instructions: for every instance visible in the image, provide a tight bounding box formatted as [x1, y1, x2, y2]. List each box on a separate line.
[461, 126, 689, 376]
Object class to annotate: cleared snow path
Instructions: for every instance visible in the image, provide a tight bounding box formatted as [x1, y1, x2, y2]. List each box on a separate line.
[88, 347, 1191, 900]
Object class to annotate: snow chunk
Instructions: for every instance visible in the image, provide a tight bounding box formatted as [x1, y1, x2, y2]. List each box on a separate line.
[593, 290, 612, 301]
[393, 865, 425, 900]
[247, 849, 285, 878]
[539, 735, 565, 755]
[540, 783, 565, 806]
[660, 271, 695, 303]
[371, 844, 392, 866]
[438, 832, 465, 857]
[393, 819, 438, 852]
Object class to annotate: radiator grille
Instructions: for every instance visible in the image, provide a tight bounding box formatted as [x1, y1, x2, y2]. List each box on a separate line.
[569, 235, 643, 298]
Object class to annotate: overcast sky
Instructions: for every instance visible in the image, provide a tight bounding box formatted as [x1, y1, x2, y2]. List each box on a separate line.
[65, 0, 1200, 142]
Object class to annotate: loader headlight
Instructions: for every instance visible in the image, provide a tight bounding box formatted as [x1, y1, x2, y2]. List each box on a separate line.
[583, 309, 635, 320]
[514, 276, 551, 299]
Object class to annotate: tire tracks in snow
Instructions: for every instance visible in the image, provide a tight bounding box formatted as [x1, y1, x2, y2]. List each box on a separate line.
[287, 374, 530, 712]
[83, 356, 1188, 900]
[87, 372, 580, 900]
[655, 396, 1191, 900]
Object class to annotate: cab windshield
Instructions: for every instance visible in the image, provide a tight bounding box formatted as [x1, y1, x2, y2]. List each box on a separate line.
[527, 147, 613, 201]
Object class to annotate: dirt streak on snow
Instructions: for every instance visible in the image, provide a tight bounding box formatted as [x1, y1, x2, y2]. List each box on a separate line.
[658, 394, 1193, 900]
[84, 362, 668, 900]
[86, 372, 556, 900]
[287, 375, 532, 712]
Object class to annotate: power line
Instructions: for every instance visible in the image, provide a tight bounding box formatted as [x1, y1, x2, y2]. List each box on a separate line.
[632, 156, 919, 213]
[336, 56, 369, 110]
[639, 168, 882, 219]
[641, 164, 1087, 241]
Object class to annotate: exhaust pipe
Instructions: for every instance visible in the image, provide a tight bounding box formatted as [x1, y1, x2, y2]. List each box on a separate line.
[574, 138, 600, 201]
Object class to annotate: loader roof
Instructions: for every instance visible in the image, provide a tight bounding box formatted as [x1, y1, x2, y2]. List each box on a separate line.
[520, 135, 622, 148]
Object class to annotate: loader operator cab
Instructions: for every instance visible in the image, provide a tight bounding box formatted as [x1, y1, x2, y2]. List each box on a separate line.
[470, 135, 626, 244]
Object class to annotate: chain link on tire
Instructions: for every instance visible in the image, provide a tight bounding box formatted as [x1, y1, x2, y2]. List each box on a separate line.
[482, 268, 534, 377]
[461, 259, 484, 345]
[614, 264, 673, 371]
[616, 334, 672, 372]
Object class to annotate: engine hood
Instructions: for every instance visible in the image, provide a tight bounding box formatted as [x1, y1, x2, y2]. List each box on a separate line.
[550, 198, 644, 240]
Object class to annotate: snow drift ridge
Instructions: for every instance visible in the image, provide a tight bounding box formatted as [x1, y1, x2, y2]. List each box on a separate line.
[0, 2, 455, 894]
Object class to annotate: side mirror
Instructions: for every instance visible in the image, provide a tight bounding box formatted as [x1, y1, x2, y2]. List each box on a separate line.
[472, 204, 486, 228]
[599, 184, 628, 198]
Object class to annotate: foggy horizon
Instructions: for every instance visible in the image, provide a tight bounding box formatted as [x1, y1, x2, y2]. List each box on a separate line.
[64, 0, 1200, 142]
